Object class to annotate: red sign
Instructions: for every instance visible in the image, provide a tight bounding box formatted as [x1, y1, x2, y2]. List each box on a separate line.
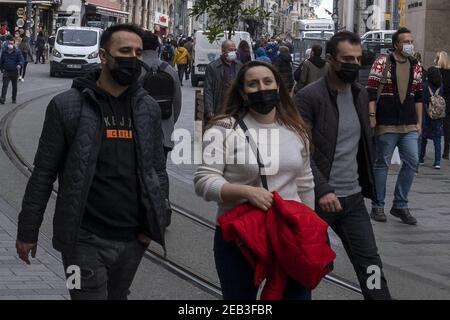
[155, 12, 169, 27]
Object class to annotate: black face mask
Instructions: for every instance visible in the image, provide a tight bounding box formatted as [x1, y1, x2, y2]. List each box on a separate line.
[335, 61, 360, 84]
[106, 51, 142, 86]
[246, 89, 280, 115]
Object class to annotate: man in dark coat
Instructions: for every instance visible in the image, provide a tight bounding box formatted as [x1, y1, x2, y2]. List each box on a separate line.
[0, 35, 24, 104]
[204, 40, 243, 120]
[273, 46, 294, 92]
[16, 24, 168, 300]
[295, 31, 391, 300]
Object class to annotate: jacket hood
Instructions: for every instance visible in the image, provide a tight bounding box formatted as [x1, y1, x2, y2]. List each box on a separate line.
[72, 70, 102, 93]
[309, 56, 326, 69]
[72, 69, 142, 99]
[256, 47, 267, 57]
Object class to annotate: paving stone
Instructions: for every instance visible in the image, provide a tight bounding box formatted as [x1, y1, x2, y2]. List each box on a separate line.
[18, 295, 66, 300]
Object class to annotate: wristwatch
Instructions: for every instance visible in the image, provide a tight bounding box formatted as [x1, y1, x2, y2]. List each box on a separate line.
[369, 113, 376, 118]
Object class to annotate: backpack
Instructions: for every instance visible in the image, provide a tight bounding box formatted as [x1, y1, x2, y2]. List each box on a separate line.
[427, 87, 446, 120]
[161, 44, 173, 62]
[141, 62, 175, 120]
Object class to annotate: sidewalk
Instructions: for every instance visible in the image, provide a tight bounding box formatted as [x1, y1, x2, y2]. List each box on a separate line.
[0, 197, 68, 300]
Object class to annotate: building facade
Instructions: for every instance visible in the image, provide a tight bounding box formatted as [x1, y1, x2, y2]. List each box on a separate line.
[406, 0, 450, 67]
[335, 0, 406, 35]
[123, 0, 174, 35]
[0, 0, 61, 38]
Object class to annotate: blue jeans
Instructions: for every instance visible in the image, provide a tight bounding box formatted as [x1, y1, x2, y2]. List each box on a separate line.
[214, 228, 311, 300]
[372, 132, 419, 209]
[420, 136, 442, 166]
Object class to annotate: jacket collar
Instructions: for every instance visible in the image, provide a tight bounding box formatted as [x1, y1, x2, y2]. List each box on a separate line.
[389, 52, 418, 66]
[324, 73, 361, 100]
[215, 57, 240, 68]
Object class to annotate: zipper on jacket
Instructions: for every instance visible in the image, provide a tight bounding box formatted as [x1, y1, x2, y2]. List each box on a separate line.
[131, 93, 167, 253]
[74, 90, 104, 244]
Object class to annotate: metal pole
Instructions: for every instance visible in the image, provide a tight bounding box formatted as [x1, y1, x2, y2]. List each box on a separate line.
[333, 0, 339, 33]
[26, 0, 32, 32]
[392, 0, 400, 30]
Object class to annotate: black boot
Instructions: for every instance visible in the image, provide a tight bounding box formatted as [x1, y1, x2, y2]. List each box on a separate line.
[390, 208, 417, 225]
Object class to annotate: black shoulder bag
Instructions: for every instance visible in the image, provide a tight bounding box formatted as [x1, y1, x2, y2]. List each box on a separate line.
[236, 118, 269, 191]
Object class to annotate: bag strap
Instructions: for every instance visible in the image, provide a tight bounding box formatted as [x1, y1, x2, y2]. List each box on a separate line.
[376, 55, 392, 103]
[428, 86, 441, 98]
[236, 118, 269, 191]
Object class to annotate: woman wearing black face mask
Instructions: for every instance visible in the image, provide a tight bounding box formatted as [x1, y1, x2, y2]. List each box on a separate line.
[194, 61, 316, 300]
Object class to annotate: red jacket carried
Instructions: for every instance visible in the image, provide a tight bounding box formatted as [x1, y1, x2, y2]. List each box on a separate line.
[218, 192, 336, 300]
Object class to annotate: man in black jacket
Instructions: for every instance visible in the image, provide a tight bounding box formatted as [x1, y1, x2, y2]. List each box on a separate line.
[16, 24, 169, 300]
[295, 32, 391, 300]
[0, 35, 24, 104]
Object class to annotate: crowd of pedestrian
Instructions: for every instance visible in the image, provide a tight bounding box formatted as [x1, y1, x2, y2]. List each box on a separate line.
[9, 22, 449, 302]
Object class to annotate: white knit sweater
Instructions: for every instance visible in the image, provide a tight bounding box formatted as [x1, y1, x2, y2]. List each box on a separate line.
[194, 113, 315, 221]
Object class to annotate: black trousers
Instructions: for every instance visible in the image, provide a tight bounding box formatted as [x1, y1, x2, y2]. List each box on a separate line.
[62, 228, 148, 300]
[21, 61, 28, 78]
[1, 71, 18, 101]
[36, 48, 45, 63]
[177, 64, 187, 84]
[443, 113, 450, 156]
[316, 193, 392, 300]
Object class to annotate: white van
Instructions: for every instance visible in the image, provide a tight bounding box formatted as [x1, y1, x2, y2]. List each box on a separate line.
[361, 30, 396, 44]
[49, 26, 102, 77]
[191, 30, 252, 87]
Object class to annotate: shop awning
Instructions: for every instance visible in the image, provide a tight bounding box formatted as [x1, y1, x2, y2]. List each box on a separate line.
[96, 6, 129, 19]
[85, 0, 122, 11]
[84, 0, 129, 18]
[0, 1, 53, 4]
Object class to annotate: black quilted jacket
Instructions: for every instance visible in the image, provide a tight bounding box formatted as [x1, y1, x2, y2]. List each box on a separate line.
[295, 76, 375, 203]
[17, 71, 169, 253]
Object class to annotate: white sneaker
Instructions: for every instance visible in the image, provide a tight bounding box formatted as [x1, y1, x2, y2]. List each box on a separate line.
[18, 76, 22, 81]
[434, 165, 441, 170]
[20, 78, 25, 82]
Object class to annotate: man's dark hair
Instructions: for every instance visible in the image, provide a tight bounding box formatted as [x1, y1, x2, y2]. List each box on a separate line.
[100, 24, 143, 49]
[311, 44, 323, 57]
[6, 35, 14, 42]
[142, 30, 159, 51]
[392, 27, 411, 48]
[326, 31, 361, 57]
[186, 37, 192, 42]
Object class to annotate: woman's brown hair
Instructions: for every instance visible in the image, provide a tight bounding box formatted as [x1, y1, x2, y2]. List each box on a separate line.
[209, 60, 311, 149]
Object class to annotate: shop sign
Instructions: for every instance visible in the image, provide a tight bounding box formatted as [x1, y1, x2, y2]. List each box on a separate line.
[155, 12, 169, 27]
[17, 8, 25, 18]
